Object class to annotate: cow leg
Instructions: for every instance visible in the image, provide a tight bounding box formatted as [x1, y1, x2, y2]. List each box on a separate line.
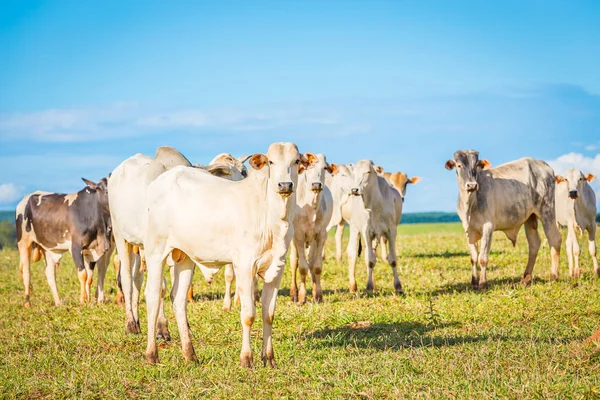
[113, 253, 125, 305]
[261, 266, 284, 368]
[566, 229, 574, 278]
[468, 242, 479, 289]
[589, 225, 599, 277]
[44, 251, 62, 307]
[157, 276, 171, 342]
[347, 226, 360, 292]
[144, 251, 167, 364]
[187, 265, 195, 303]
[541, 211, 562, 281]
[95, 249, 111, 303]
[84, 260, 94, 303]
[289, 241, 299, 302]
[522, 217, 541, 286]
[131, 254, 144, 330]
[171, 257, 198, 362]
[114, 233, 139, 334]
[308, 232, 326, 303]
[335, 222, 345, 264]
[379, 236, 388, 263]
[571, 226, 581, 278]
[70, 243, 89, 304]
[477, 223, 493, 290]
[236, 262, 256, 368]
[364, 231, 377, 293]
[297, 242, 310, 305]
[18, 239, 33, 308]
[223, 264, 235, 311]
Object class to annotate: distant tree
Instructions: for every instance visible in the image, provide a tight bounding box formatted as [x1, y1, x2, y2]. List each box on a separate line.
[0, 220, 16, 249]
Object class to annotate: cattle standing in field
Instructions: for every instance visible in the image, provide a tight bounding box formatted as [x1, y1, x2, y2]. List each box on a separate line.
[445, 150, 562, 288]
[290, 154, 336, 304]
[555, 169, 597, 277]
[16, 179, 113, 307]
[348, 160, 404, 294]
[108, 146, 193, 338]
[143, 142, 306, 367]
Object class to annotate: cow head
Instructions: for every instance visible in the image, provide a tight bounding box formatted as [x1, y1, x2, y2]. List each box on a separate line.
[384, 172, 421, 198]
[249, 142, 306, 198]
[351, 160, 381, 196]
[555, 169, 596, 199]
[208, 153, 251, 181]
[445, 150, 491, 194]
[300, 153, 338, 193]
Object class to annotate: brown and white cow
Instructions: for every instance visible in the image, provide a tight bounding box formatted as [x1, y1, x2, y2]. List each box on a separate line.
[143, 142, 306, 367]
[445, 150, 562, 288]
[290, 153, 336, 304]
[555, 169, 598, 277]
[16, 179, 113, 307]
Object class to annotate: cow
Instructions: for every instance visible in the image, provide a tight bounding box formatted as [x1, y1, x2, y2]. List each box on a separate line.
[445, 150, 562, 288]
[16, 179, 113, 307]
[383, 172, 421, 200]
[143, 142, 307, 367]
[108, 146, 192, 338]
[555, 169, 597, 277]
[289, 154, 336, 304]
[325, 164, 355, 264]
[348, 160, 404, 294]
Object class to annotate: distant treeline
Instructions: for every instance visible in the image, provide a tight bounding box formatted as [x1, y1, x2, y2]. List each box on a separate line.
[0, 210, 599, 250]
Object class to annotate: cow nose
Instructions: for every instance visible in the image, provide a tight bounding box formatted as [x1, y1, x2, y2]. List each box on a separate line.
[351, 188, 360, 196]
[569, 190, 578, 199]
[278, 182, 293, 194]
[311, 182, 323, 192]
[465, 182, 478, 192]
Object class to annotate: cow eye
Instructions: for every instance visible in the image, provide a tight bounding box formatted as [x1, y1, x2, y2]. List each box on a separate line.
[269, 161, 274, 165]
[295, 159, 300, 165]
[241, 170, 247, 178]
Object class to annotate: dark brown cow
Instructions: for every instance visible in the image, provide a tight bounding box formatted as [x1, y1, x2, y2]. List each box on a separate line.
[16, 178, 112, 307]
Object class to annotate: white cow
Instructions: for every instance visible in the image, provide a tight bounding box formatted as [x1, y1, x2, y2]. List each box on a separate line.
[290, 154, 336, 304]
[143, 142, 306, 367]
[325, 164, 355, 264]
[445, 150, 562, 288]
[348, 160, 404, 294]
[555, 169, 597, 277]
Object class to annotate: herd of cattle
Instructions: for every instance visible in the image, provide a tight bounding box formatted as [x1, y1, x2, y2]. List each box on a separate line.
[14, 143, 598, 367]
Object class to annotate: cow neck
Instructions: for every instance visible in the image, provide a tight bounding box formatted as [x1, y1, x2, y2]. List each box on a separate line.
[296, 173, 321, 210]
[360, 176, 384, 212]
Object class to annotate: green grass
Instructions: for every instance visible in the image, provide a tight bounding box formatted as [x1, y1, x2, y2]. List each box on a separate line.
[1, 223, 600, 399]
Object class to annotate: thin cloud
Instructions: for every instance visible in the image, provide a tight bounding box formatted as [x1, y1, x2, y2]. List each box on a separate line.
[0, 183, 23, 204]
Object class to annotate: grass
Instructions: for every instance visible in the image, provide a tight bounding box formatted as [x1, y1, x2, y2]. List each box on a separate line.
[1, 222, 600, 399]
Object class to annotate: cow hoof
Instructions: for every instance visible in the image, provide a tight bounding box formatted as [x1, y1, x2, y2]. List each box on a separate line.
[550, 273, 558, 282]
[365, 283, 374, 294]
[240, 353, 254, 369]
[478, 282, 488, 290]
[54, 301, 62, 307]
[595, 269, 600, 278]
[520, 274, 533, 286]
[394, 282, 404, 295]
[471, 276, 479, 290]
[184, 352, 199, 363]
[223, 302, 232, 312]
[126, 320, 141, 334]
[262, 355, 276, 368]
[115, 293, 125, 305]
[573, 269, 581, 279]
[314, 294, 323, 303]
[157, 327, 171, 342]
[145, 351, 159, 364]
[23, 301, 31, 308]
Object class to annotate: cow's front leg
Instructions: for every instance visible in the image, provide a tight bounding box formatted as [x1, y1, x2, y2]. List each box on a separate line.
[363, 231, 377, 293]
[236, 262, 256, 368]
[44, 251, 62, 306]
[477, 224, 493, 290]
[589, 226, 599, 277]
[261, 261, 285, 368]
[308, 231, 327, 303]
[289, 241, 299, 302]
[467, 241, 479, 289]
[95, 248, 111, 303]
[71, 243, 89, 304]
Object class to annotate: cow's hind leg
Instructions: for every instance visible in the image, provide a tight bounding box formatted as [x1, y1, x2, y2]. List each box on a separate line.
[335, 223, 345, 265]
[346, 226, 360, 292]
[223, 264, 235, 311]
[566, 228, 574, 278]
[477, 223, 493, 290]
[45, 251, 62, 306]
[308, 231, 327, 303]
[540, 209, 561, 281]
[364, 231, 377, 293]
[84, 261, 94, 303]
[113, 233, 139, 334]
[144, 249, 168, 364]
[571, 226, 582, 278]
[522, 215, 541, 286]
[171, 256, 198, 362]
[131, 254, 144, 330]
[385, 230, 403, 295]
[588, 225, 598, 277]
[157, 276, 171, 342]
[236, 261, 256, 368]
[95, 248, 111, 303]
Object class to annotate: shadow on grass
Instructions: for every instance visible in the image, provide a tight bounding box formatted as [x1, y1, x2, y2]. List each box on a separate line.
[411, 250, 506, 259]
[429, 275, 551, 296]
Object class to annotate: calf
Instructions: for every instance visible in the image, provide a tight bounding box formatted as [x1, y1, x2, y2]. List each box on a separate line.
[348, 161, 403, 293]
[555, 169, 597, 277]
[143, 142, 306, 367]
[445, 150, 562, 288]
[16, 179, 112, 307]
[290, 154, 336, 304]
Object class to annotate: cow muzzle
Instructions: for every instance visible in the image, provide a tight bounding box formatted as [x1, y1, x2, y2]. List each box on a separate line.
[278, 182, 294, 197]
[351, 188, 361, 196]
[569, 190, 578, 199]
[311, 182, 323, 193]
[465, 182, 478, 193]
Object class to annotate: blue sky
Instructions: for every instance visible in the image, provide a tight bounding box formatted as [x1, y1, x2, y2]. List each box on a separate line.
[1, 0, 599, 212]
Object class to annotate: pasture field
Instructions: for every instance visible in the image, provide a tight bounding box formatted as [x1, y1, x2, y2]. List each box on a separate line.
[1, 223, 600, 399]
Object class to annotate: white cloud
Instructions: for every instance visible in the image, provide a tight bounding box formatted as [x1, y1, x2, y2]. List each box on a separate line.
[585, 143, 599, 151]
[0, 183, 23, 204]
[548, 152, 600, 204]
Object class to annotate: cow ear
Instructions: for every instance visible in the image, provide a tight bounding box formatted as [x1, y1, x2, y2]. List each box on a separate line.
[298, 163, 306, 174]
[374, 165, 384, 174]
[585, 173, 596, 182]
[249, 154, 268, 170]
[408, 176, 421, 184]
[82, 178, 97, 189]
[326, 163, 339, 175]
[304, 152, 317, 166]
[207, 165, 233, 178]
[237, 154, 252, 164]
[477, 159, 491, 169]
[445, 160, 456, 170]
[555, 175, 566, 183]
